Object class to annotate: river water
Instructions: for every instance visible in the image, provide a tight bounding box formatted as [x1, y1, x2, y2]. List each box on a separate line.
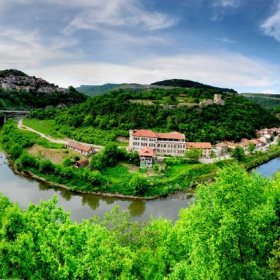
[1, 152, 279, 223]
[0, 153, 194, 223]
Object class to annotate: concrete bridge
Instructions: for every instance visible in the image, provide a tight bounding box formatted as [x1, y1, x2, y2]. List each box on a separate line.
[0, 110, 30, 122]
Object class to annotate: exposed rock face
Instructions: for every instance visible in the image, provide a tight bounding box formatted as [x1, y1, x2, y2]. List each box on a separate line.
[0, 69, 67, 93]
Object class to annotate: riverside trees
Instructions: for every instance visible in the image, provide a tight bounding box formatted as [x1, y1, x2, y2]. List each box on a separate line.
[1, 163, 280, 279]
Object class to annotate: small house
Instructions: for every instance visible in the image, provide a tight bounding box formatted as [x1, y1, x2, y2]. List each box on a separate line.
[186, 142, 212, 158]
[215, 142, 228, 154]
[139, 147, 154, 168]
[74, 158, 89, 168]
[66, 141, 94, 155]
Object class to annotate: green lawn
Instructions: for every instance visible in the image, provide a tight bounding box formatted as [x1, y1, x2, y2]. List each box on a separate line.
[23, 119, 55, 136]
[165, 163, 201, 177]
[102, 165, 132, 183]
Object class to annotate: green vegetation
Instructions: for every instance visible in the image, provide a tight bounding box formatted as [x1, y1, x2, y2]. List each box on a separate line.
[1, 162, 280, 279]
[76, 83, 123, 97]
[151, 78, 237, 93]
[0, 86, 87, 110]
[4, 118, 280, 197]
[28, 88, 280, 145]
[241, 93, 280, 109]
[185, 147, 202, 162]
[231, 146, 245, 161]
[0, 120, 220, 197]
[0, 69, 87, 110]
[23, 119, 56, 136]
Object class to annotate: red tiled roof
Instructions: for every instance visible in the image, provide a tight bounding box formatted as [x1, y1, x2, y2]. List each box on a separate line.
[216, 142, 227, 147]
[186, 142, 212, 149]
[132, 129, 158, 138]
[75, 158, 89, 166]
[132, 130, 185, 140]
[67, 141, 93, 152]
[157, 131, 185, 140]
[139, 147, 154, 157]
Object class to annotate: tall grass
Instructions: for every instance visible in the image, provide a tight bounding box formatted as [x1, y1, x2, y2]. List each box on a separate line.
[23, 118, 55, 136]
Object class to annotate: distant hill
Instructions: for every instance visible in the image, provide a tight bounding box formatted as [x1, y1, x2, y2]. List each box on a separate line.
[241, 93, 280, 109]
[151, 79, 237, 93]
[76, 84, 125, 97]
[77, 79, 237, 97]
[0, 69, 87, 109]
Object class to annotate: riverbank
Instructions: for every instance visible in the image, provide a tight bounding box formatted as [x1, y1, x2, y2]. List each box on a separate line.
[12, 146, 280, 200]
[3, 119, 280, 199]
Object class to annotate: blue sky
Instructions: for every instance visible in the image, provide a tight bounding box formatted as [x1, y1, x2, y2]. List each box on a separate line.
[1, 0, 280, 93]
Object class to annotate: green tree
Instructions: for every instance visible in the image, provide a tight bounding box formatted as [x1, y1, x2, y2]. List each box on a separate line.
[231, 146, 245, 161]
[129, 174, 149, 196]
[185, 148, 202, 162]
[248, 142, 255, 154]
[173, 163, 278, 280]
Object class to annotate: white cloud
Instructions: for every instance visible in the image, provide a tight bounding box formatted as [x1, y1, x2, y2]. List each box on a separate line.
[261, 3, 280, 42]
[217, 36, 236, 43]
[0, 28, 80, 71]
[63, 0, 177, 35]
[17, 52, 280, 95]
[213, 0, 240, 8]
[261, 89, 278, 94]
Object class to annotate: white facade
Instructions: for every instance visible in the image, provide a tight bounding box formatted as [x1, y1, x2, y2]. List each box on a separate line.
[129, 130, 186, 156]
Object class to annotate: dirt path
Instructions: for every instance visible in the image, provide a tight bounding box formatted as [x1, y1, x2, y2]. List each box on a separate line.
[18, 119, 105, 150]
[18, 119, 68, 144]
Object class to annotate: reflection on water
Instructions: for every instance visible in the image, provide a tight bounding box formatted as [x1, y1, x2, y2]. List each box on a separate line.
[0, 152, 194, 223]
[82, 194, 100, 210]
[129, 200, 146, 217]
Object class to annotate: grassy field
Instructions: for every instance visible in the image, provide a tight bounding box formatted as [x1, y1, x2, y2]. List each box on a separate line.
[165, 163, 201, 177]
[23, 119, 56, 136]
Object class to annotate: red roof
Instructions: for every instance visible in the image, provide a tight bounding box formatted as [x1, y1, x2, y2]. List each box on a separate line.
[132, 130, 185, 140]
[186, 142, 212, 149]
[67, 141, 93, 152]
[132, 129, 158, 138]
[216, 142, 227, 147]
[75, 158, 89, 166]
[139, 147, 154, 157]
[157, 131, 185, 140]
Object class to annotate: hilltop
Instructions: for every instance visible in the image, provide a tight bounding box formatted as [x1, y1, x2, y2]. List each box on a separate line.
[76, 79, 237, 97]
[0, 69, 87, 109]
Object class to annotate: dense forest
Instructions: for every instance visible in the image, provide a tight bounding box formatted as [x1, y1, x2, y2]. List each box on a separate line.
[29, 87, 280, 145]
[1, 163, 280, 279]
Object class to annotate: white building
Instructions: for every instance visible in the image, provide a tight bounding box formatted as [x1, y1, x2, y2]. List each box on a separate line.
[129, 129, 186, 156]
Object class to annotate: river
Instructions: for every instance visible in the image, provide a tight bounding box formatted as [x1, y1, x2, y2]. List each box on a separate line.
[1, 152, 279, 223]
[0, 153, 194, 223]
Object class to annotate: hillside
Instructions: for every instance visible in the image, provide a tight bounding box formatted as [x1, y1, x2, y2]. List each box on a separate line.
[241, 93, 280, 110]
[151, 79, 237, 93]
[0, 69, 87, 109]
[77, 79, 237, 97]
[29, 87, 280, 145]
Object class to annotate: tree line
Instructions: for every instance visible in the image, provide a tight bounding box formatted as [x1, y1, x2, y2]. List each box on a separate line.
[29, 88, 280, 146]
[1, 163, 280, 279]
